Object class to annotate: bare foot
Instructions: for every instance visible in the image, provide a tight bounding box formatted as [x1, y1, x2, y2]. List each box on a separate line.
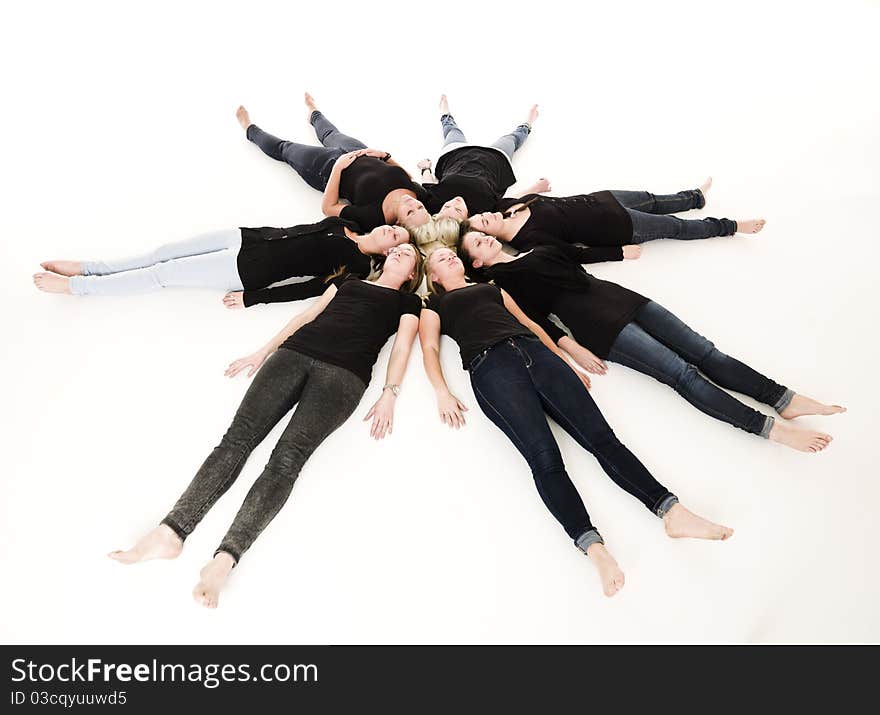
[700, 176, 713, 197]
[622, 245, 642, 260]
[192, 552, 236, 609]
[585, 543, 625, 597]
[304, 92, 318, 120]
[769, 420, 832, 453]
[736, 218, 766, 234]
[108, 524, 183, 564]
[235, 105, 251, 132]
[526, 104, 539, 126]
[779, 393, 846, 419]
[663, 503, 733, 541]
[439, 94, 449, 115]
[40, 260, 83, 276]
[33, 272, 72, 294]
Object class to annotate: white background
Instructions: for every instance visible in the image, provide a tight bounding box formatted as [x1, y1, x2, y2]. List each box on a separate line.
[1, 0, 878, 644]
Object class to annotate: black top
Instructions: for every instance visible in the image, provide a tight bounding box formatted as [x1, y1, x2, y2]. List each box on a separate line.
[495, 193, 633, 263]
[484, 246, 649, 359]
[338, 155, 425, 231]
[423, 283, 531, 368]
[238, 217, 373, 307]
[422, 146, 517, 215]
[282, 276, 421, 385]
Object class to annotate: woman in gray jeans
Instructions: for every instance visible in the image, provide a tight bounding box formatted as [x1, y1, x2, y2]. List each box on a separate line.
[109, 244, 424, 608]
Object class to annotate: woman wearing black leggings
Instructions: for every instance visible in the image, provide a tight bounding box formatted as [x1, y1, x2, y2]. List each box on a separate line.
[420, 247, 733, 598]
[109, 244, 424, 608]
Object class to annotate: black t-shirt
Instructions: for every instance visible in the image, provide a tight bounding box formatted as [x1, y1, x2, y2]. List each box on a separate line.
[282, 276, 421, 385]
[237, 217, 373, 307]
[423, 146, 517, 215]
[485, 246, 649, 359]
[423, 283, 531, 368]
[496, 193, 633, 260]
[338, 155, 425, 231]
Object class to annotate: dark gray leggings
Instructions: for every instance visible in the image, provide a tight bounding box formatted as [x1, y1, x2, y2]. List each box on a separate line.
[161, 349, 366, 563]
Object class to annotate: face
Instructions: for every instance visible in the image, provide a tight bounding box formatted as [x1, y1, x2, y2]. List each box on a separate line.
[369, 225, 410, 253]
[461, 231, 503, 268]
[467, 211, 505, 235]
[398, 194, 430, 227]
[383, 243, 418, 281]
[428, 248, 464, 287]
[436, 195, 468, 221]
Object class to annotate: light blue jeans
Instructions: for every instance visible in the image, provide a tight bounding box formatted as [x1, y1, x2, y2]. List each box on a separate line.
[69, 229, 244, 296]
[438, 113, 531, 163]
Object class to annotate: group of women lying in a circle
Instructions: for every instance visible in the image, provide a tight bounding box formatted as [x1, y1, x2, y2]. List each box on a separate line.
[34, 94, 845, 606]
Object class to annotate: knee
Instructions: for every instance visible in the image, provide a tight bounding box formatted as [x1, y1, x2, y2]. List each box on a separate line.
[672, 362, 700, 393]
[527, 444, 564, 478]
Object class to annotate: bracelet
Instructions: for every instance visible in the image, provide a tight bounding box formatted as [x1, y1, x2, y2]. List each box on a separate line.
[383, 384, 401, 396]
[382, 152, 392, 162]
[420, 167, 431, 174]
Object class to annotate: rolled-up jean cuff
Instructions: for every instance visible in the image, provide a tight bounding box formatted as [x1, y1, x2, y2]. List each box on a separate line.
[654, 494, 680, 518]
[759, 415, 775, 439]
[308, 110, 321, 125]
[159, 517, 188, 542]
[517, 122, 531, 133]
[575, 529, 604, 553]
[695, 188, 707, 209]
[773, 388, 795, 413]
[214, 546, 240, 567]
[68, 276, 86, 296]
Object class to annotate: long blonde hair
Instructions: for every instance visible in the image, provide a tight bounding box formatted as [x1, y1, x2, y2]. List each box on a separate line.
[407, 216, 462, 253]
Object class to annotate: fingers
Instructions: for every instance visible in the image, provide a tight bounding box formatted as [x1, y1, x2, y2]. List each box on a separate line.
[363, 406, 375, 421]
[456, 400, 469, 412]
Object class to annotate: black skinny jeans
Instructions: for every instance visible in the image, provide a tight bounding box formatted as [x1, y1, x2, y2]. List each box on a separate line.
[245, 111, 367, 191]
[161, 349, 366, 563]
[609, 188, 738, 242]
[468, 336, 676, 552]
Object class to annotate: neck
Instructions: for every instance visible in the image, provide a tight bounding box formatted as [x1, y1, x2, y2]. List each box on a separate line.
[484, 250, 515, 267]
[374, 272, 405, 290]
[495, 217, 519, 243]
[440, 276, 469, 291]
[352, 233, 373, 255]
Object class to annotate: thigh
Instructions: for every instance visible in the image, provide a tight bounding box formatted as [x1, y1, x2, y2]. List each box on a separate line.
[609, 190, 654, 211]
[631, 301, 715, 365]
[625, 208, 682, 243]
[154, 248, 243, 290]
[606, 322, 689, 386]
[154, 229, 241, 261]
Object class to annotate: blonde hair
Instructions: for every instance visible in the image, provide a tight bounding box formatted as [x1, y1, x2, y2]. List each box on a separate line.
[407, 216, 462, 254]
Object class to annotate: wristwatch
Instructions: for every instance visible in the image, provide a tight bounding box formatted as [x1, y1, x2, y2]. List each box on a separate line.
[381, 152, 392, 162]
[383, 384, 401, 396]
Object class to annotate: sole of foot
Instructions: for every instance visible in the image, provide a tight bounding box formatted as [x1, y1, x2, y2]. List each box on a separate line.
[780, 394, 846, 420]
[663, 504, 733, 541]
[527, 103, 539, 125]
[33, 272, 72, 294]
[586, 543, 625, 597]
[736, 218, 766, 234]
[40, 260, 82, 277]
[304, 92, 317, 120]
[769, 420, 832, 453]
[439, 94, 449, 115]
[192, 553, 236, 609]
[235, 105, 251, 131]
[108, 524, 183, 565]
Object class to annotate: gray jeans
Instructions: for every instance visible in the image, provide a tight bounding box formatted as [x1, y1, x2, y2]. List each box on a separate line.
[438, 113, 531, 163]
[69, 229, 244, 296]
[161, 349, 366, 563]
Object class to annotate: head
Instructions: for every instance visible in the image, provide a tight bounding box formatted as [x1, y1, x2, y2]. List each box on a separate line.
[457, 222, 504, 278]
[407, 216, 462, 253]
[375, 242, 424, 294]
[366, 224, 411, 254]
[464, 210, 506, 236]
[424, 247, 466, 295]
[435, 195, 469, 221]
[396, 194, 430, 228]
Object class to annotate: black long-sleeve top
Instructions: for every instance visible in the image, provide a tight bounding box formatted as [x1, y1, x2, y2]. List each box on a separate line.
[483, 246, 649, 358]
[421, 146, 517, 215]
[238, 217, 373, 307]
[495, 192, 633, 263]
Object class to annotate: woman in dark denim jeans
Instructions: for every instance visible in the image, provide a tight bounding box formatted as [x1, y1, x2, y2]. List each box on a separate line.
[420, 248, 734, 598]
[109, 245, 424, 608]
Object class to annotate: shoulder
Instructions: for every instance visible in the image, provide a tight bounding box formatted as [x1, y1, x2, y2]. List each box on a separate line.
[400, 292, 422, 315]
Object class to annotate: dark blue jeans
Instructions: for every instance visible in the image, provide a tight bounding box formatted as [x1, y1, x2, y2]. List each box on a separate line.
[245, 111, 367, 192]
[609, 189, 737, 243]
[607, 301, 794, 437]
[468, 336, 675, 552]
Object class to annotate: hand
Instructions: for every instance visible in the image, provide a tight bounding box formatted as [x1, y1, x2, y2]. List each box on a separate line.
[359, 148, 390, 159]
[363, 390, 396, 440]
[622, 245, 642, 260]
[225, 348, 270, 378]
[333, 150, 365, 171]
[564, 343, 607, 375]
[572, 366, 592, 391]
[223, 291, 245, 309]
[534, 177, 552, 193]
[417, 158, 432, 170]
[437, 391, 468, 429]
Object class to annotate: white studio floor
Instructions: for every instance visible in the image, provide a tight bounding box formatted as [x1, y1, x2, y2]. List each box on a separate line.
[2, 1, 878, 644]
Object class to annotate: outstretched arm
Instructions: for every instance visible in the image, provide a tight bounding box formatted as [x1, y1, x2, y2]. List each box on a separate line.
[225, 284, 338, 378]
[500, 288, 591, 390]
[362, 314, 419, 439]
[223, 276, 331, 309]
[510, 177, 552, 198]
[418, 309, 468, 428]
